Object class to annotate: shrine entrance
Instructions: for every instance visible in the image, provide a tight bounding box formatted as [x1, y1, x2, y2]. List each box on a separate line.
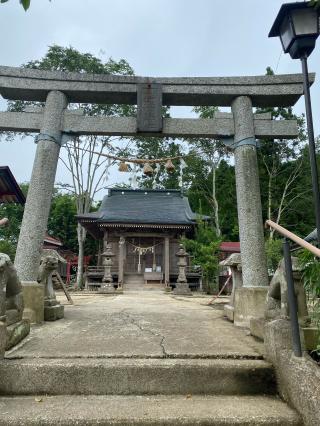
[125, 238, 163, 274]
[0, 66, 306, 304]
[0, 66, 310, 425]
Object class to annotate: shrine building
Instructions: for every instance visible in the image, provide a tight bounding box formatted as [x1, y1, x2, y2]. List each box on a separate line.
[77, 188, 202, 290]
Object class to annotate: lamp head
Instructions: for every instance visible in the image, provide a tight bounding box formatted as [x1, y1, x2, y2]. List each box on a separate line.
[269, 2, 319, 59]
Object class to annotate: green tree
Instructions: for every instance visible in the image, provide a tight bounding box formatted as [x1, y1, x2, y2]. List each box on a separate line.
[257, 67, 311, 240]
[298, 249, 320, 354]
[186, 110, 225, 237]
[134, 137, 184, 190]
[47, 191, 78, 253]
[0, 183, 27, 258]
[0, 185, 97, 260]
[183, 219, 221, 293]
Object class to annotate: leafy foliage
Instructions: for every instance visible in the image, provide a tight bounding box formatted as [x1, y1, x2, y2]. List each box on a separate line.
[265, 238, 283, 274]
[0, 0, 49, 11]
[298, 250, 320, 353]
[310, 0, 320, 9]
[0, 187, 98, 260]
[183, 219, 221, 287]
[0, 183, 27, 258]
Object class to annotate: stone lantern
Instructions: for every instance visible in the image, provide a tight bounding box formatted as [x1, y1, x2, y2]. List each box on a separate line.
[173, 244, 191, 295]
[100, 243, 116, 294]
[219, 253, 242, 322]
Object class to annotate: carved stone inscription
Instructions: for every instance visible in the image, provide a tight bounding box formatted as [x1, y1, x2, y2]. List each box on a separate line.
[137, 83, 163, 132]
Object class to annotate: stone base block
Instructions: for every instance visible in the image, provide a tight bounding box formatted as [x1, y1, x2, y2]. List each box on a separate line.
[301, 327, 319, 351]
[173, 284, 192, 296]
[224, 305, 234, 322]
[44, 304, 64, 321]
[262, 319, 319, 351]
[264, 319, 320, 426]
[250, 318, 266, 341]
[5, 319, 30, 350]
[22, 281, 44, 324]
[234, 286, 268, 328]
[99, 287, 117, 295]
[264, 319, 306, 364]
[0, 321, 6, 358]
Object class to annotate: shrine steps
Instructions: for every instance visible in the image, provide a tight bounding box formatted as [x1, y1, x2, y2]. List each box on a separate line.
[0, 395, 301, 426]
[0, 358, 277, 396]
[123, 273, 164, 291]
[124, 273, 145, 290]
[0, 358, 302, 425]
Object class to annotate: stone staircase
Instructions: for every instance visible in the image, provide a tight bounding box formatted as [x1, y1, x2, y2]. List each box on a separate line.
[123, 273, 164, 291]
[0, 356, 301, 425]
[124, 273, 145, 291]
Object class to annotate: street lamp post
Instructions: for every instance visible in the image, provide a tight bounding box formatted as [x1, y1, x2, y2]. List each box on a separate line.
[269, 1, 320, 247]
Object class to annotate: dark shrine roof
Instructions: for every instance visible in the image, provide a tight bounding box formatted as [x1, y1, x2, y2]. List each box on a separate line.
[0, 166, 25, 204]
[77, 189, 199, 227]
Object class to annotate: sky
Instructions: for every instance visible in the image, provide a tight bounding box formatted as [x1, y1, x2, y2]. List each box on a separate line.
[1, 0, 320, 193]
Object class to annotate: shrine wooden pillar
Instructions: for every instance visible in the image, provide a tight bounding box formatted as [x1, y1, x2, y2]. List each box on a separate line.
[118, 236, 125, 288]
[164, 236, 170, 286]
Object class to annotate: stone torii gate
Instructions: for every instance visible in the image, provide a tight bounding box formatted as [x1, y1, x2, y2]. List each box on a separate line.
[0, 66, 312, 321]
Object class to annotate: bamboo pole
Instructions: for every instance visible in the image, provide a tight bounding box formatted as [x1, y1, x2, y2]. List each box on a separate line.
[265, 219, 320, 258]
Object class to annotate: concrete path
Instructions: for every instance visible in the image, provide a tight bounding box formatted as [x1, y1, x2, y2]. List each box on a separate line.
[6, 292, 263, 359]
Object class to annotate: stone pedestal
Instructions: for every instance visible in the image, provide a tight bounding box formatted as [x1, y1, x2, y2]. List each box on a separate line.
[224, 305, 235, 322]
[173, 282, 192, 295]
[234, 286, 268, 328]
[44, 301, 64, 321]
[250, 320, 318, 347]
[22, 281, 44, 324]
[6, 319, 30, 350]
[99, 285, 116, 294]
[250, 318, 266, 340]
[264, 319, 305, 363]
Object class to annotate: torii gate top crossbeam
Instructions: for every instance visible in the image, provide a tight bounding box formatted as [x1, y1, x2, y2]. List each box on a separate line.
[0, 66, 315, 107]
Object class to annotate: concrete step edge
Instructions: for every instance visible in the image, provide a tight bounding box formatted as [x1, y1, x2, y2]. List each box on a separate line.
[0, 358, 276, 396]
[0, 395, 301, 426]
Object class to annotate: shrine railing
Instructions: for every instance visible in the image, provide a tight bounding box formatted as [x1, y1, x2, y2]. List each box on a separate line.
[86, 266, 118, 275]
[265, 219, 320, 357]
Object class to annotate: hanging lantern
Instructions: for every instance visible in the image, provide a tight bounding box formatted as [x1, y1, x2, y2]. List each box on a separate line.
[165, 159, 175, 173]
[143, 162, 153, 176]
[118, 161, 129, 172]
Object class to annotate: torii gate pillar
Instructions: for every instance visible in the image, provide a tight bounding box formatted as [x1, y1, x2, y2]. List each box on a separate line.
[15, 91, 68, 286]
[231, 96, 269, 327]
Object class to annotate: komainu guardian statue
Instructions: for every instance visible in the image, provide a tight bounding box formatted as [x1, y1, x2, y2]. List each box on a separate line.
[38, 254, 64, 321]
[0, 253, 30, 351]
[265, 257, 310, 327]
